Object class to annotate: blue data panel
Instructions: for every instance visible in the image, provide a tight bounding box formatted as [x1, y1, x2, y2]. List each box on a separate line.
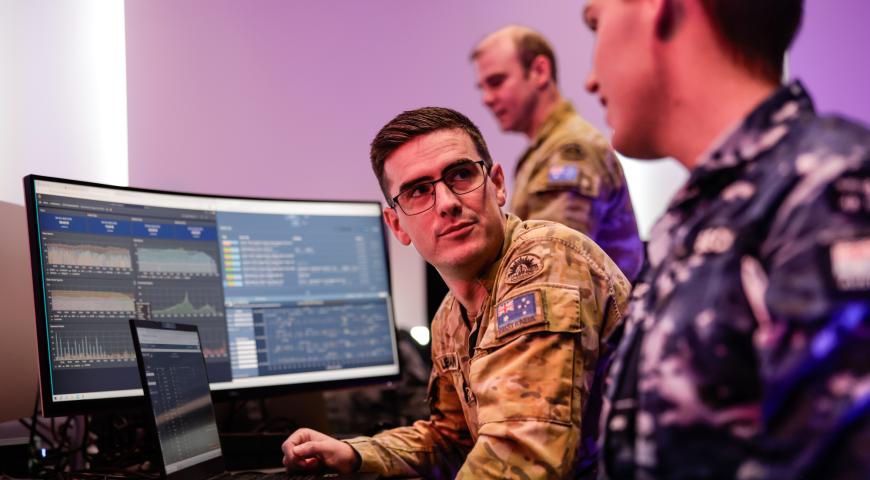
[216, 212, 389, 303]
[34, 194, 232, 399]
[254, 299, 395, 376]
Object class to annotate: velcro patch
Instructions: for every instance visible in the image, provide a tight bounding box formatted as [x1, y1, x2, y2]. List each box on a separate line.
[559, 144, 586, 161]
[548, 164, 579, 183]
[496, 290, 545, 338]
[829, 173, 870, 215]
[436, 352, 459, 372]
[830, 238, 870, 291]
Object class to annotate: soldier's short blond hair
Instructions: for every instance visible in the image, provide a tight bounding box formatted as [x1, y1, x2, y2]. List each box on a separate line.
[471, 25, 559, 85]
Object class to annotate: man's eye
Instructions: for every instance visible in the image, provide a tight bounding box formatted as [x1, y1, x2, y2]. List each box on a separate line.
[408, 184, 432, 198]
[448, 166, 474, 181]
[486, 75, 506, 88]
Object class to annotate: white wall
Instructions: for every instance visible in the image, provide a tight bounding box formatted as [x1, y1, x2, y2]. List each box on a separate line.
[620, 156, 689, 238]
[0, 0, 128, 422]
[0, 0, 128, 205]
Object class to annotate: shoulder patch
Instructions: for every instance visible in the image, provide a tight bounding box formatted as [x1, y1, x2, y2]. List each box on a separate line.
[547, 164, 579, 183]
[828, 172, 870, 215]
[559, 143, 585, 161]
[829, 238, 870, 292]
[505, 253, 543, 284]
[496, 290, 545, 338]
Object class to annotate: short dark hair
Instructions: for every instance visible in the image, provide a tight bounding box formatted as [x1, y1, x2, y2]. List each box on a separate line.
[697, 0, 803, 81]
[370, 107, 492, 203]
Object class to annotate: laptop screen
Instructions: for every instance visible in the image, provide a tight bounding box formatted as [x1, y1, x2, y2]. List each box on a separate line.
[131, 322, 223, 475]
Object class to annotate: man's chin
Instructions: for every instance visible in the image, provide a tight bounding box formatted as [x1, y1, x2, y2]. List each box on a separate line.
[612, 132, 663, 160]
[433, 249, 487, 277]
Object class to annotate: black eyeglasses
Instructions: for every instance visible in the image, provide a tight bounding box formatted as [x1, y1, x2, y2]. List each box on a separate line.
[390, 160, 488, 216]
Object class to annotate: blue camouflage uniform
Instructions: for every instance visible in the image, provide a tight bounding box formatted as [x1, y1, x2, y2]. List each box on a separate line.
[600, 81, 870, 479]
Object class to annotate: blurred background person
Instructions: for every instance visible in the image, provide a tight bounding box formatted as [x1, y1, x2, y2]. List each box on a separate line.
[583, 0, 870, 477]
[472, 25, 644, 281]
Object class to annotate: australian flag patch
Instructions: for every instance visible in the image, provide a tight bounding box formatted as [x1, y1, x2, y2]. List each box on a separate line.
[496, 290, 544, 338]
[548, 164, 579, 183]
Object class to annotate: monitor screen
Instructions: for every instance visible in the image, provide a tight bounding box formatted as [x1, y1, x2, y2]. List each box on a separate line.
[130, 321, 224, 477]
[24, 175, 400, 416]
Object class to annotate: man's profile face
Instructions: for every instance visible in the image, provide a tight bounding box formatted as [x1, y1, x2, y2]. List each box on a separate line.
[474, 36, 539, 135]
[585, 0, 665, 158]
[381, 129, 507, 277]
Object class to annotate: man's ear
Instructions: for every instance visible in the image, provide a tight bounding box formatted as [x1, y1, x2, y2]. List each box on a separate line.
[529, 54, 553, 88]
[383, 207, 412, 246]
[489, 163, 507, 207]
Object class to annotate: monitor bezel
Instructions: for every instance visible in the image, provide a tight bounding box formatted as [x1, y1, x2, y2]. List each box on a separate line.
[24, 174, 402, 417]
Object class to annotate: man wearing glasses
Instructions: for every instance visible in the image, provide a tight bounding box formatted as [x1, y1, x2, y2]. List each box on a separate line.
[282, 107, 630, 478]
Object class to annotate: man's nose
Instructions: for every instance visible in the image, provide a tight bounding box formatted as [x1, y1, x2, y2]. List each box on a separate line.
[434, 181, 461, 216]
[585, 70, 599, 94]
[481, 88, 496, 107]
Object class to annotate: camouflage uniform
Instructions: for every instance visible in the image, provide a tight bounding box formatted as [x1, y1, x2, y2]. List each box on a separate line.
[600, 81, 870, 479]
[511, 100, 644, 281]
[345, 214, 630, 478]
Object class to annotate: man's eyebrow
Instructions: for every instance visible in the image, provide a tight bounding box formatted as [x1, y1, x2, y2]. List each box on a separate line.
[397, 158, 477, 193]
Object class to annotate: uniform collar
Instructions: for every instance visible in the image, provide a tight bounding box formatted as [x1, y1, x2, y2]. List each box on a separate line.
[478, 213, 523, 294]
[517, 100, 576, 172]
[532, 100, 575, 147]
[446, 213, 522, 326]
[669, 80, 816, 209]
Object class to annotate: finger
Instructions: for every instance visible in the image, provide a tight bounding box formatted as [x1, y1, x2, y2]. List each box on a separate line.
[281, 439, 296, 457]
[287, 428, 318, 444]
[292, 455, 320, 471]
[292, 441, 325, 458]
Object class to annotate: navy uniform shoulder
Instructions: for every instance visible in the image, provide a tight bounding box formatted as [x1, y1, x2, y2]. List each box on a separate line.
[761, 114, 870, 256]
[799, 114, 870, 160]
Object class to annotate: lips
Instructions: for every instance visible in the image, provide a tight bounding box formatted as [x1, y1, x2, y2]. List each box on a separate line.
[438, 221, 476, 237]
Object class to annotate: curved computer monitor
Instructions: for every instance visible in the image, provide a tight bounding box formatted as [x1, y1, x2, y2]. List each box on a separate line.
[24, 175, 401, 417]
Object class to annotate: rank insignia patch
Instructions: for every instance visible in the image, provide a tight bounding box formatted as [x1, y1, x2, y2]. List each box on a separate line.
[506, 253, 543, 284]
[437, 353, 458, 372]
[559, 144, 585, 160]
[496, 290, 544, 338]
[548, 164, 579, 183]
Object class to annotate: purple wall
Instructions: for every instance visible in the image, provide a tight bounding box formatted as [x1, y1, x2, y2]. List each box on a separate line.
[790, 0, 870, 125]
[125, 0, 601, 200]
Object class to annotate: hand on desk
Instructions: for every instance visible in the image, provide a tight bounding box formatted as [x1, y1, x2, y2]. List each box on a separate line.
[281, 428, 361, 474]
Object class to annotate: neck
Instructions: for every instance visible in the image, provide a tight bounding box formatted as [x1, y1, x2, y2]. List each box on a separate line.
[524, 89, 562, 140]
[667, 73, 776, 170]
[656, 17, 779, 170]
[441, 275, 489, 317]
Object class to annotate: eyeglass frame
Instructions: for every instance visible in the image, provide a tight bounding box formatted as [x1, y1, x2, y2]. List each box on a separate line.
[388, 160, 490, 216]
